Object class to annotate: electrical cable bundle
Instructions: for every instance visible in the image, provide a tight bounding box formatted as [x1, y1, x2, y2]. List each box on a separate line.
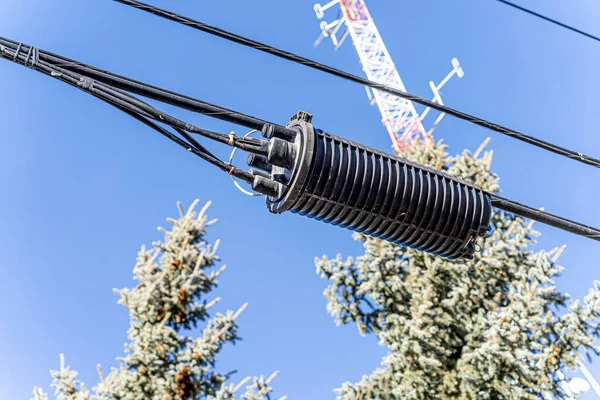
[2, 33, 599, 260]
[0, 37, 276, 185]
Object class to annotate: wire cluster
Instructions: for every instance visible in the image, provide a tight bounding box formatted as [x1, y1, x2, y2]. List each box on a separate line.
[0, 37, 285, 186]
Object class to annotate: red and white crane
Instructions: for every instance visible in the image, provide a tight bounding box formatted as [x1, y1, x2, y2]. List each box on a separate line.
[313, 0, 463, 152]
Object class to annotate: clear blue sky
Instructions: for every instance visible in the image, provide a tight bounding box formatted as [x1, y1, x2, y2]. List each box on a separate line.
[1, 0, 600, 398]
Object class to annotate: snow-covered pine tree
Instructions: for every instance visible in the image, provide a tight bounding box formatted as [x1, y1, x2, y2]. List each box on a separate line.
[33, 200, 283, 400]
[316, 138, 600, 399]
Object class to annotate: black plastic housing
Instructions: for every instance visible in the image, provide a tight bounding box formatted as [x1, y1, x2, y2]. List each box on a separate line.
[265, 116, 492, 259]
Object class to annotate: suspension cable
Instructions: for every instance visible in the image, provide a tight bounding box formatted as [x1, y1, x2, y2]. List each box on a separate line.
[0, 41, 256, 183]
[0, 36, 287, 133]
[113, 0, 600, 170]
[491, 195, 600, 240]
[496, 0, 600, 44]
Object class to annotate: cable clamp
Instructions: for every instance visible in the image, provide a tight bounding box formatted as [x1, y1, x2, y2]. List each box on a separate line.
[227, 131, 235, 146]
[13, 42, 22, 62]
[23, 46, 39, 66]
[77, 76, 95, 91]
[31, 47, 39, 66]
[10, 43, 38, 67]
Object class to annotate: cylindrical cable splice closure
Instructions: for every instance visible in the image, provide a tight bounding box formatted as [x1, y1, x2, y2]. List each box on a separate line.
[261, 113, 493, 259]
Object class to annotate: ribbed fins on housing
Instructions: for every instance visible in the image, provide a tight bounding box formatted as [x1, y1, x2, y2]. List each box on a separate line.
[286, 130, 492, 259]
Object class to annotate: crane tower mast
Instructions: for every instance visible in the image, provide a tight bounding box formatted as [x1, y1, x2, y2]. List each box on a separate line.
[313, 0, 463, 151]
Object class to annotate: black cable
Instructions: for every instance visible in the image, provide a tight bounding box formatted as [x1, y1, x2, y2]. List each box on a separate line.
[86, 74, 270, 154]
[0, 36, 291, 150]
[0, 40, 269, 156]
[496, 0, 600, 43]
[99, 95, 254, 182]
[113, 0, 600, 170]
[0, 41, 254, 183]
[115, 105, 254, 183]
[0, 36, 281, 133]
[175, 127, 216, 158]
[491, 195, 600, 241]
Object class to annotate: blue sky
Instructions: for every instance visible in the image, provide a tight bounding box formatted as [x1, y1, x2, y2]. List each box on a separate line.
[1, 0, 600, 398]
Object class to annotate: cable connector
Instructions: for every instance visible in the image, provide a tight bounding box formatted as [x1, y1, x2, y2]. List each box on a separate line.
[267, 138, 296, 169]
[252, 175, 282, 198]
[261, 123, 297, 142]
[247, 154, 272, 173]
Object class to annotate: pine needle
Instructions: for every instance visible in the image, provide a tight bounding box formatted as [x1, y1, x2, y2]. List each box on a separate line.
[474, 138, 491, 159]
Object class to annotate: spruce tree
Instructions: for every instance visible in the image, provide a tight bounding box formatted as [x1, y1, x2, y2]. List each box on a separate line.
[316, 138, 600, 399]
[33, 200, 283, 400]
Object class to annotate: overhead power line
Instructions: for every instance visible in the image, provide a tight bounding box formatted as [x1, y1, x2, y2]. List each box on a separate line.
[114, 0, 600, 170]
[497, 0, 600, 44]
[2, 37, 600, 258]
[0, 38, 264, 184]
[23, 47, 274, 131]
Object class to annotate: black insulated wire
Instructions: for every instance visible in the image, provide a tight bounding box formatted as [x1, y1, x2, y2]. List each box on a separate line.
[0, 40, 270, 157]
[0, 41, 255, 184]
[491, 195, 600, 241]
[0, 36, 294, 136]
[105, 96, 253, 182]
[496, 0, 600, 44]
[174, 128, 216, 159]
[122, 108, 255, 184]
[114, 0, 600, 170]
